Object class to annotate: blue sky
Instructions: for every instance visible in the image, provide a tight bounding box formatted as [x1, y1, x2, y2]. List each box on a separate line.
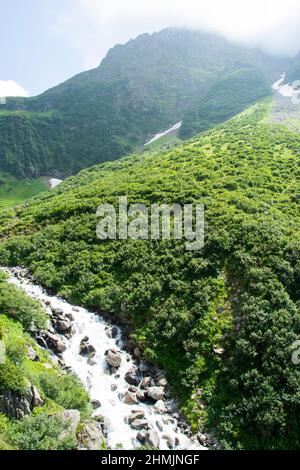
[1, 0, 300, 97]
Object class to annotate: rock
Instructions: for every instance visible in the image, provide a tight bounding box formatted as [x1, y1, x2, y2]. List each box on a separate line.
[140, 377, 151, 389]
[26, 346, 40, 362]
[197, 433, 208, 445]
[133, 347, 141, 358]
[91, 400, 101, 410]
[44, 331, 66, 353]
[111, 384, 118, 392]
[0, 391, 31, 420]
[105, 326, 119, 339]
[156, 378, 168, 388]
[106, 349, 122, 368]
[147, 386, 165, 402]
[58, 409, 80, 440]
[136, 389, 146, 402]
[153, 400, 166, 414]
[80, 337, 96, 357]
[137, 431, 147, 444]
[31, 386, 44, 408]
[51, 307, 64, 316]
[139, 363, 149, 374]
[65, 312, 74, 321]
[56, 320, 72, 334]
[130, 419, 149, 430]
[123, 391, 138, 405]
[128, 410, 145, 424]
[163, 434, 175, 449]
[156, 421, 163, 432]
[145, 430, 160, 449]
[213, 347, 225, 356]
[77, 421, 105, 450]
[125, 367, 141, 386]
[72, 307, 80, 312]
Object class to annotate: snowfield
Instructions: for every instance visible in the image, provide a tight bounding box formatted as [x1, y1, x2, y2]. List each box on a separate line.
[144, 121, 182, 146]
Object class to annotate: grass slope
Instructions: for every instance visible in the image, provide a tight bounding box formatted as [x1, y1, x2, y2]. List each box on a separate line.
[0, 173, 47, 211]
[0, 101, 299, 449]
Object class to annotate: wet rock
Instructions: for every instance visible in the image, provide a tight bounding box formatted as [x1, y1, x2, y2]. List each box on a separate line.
[51, 307, 64, 316]
[130, 419, 149, 430]
[72, 307, 80, 312]
[56, 320, 72, 334]
[80, 337, 96, 357]
[123, 391, 138, 405]
[111, 384, 118, 392]
[156, 421, 163, 432]
[91, 400, 101, 410]
[147, 386, 165, 402]
[136, 389, 146, 402]
[128, 410, 145, 424]
[77, 421, 105, 450]
[140, 377, 151, 389]
[125, 367, 141, 386]
[105, 326, 119, 339]
[163, 434, 175, 449]
[137, 431, 147, 444]
[153, 400, 166, 414]
[156, 377, 168, 388]
[145, 430, 160, 449]
[197, 433, 208, 445]
[58, 410, 80, 440]
[44, 331, 66, 353]
[106, 349, 122, 368]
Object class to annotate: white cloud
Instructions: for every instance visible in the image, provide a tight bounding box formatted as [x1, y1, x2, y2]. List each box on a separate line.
[0, 80, 29, 98]
[55, 0, 300, 70]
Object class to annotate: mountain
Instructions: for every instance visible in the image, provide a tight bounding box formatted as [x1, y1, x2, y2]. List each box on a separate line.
[0, 28, 289, 178]
[1, 100, 299, 449]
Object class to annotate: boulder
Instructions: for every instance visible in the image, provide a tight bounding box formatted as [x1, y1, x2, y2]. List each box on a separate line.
[156, 378, 168, 388]
[123, 391, 138, 405]
[80, 337, 96, 357]
[26, 346, 40, 362]
[0, 391, 31, 420]
[77, 421, 105, 450]
[137, 431, 147, 444]
[128, 410, 145, 424]
[153, 400, 166, 414]
[147, 386, 165, 402]
[56, 320, 72, 334]
[105, 326, 119, 339]
[58, 409, 80, 440]
[44, 331, 66, 353]
[130, 419, 149, 430]
[106, 349, 122, 368]
[140, 377, 151, 389]
[125, 367, 141, 386]
[91, 400, 101, 410]
[31, 386, 44, 408]
[136, 389, 146, 402]
[145, 430, 160, 449]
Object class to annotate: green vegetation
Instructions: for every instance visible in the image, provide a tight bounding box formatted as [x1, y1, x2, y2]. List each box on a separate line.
[0, 272, 91, 450]
[0, 28, 287, 178]
[0, 173, 47, 210]
[0, 100, 299, 449]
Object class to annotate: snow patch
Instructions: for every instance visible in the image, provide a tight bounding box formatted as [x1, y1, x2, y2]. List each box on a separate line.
[144, 122, 182, 146]
[49, 178, 63, 189]
[272, 74, 300, 105]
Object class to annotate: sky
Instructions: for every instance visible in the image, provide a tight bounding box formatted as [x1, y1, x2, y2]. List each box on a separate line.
[1, 0, 300, 97]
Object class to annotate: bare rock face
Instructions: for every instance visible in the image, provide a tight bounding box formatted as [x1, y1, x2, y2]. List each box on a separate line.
[77, 421, 105, 450]
[0, 391, 31, 420]
[58, 409, 80, 441]
[147, 386, 165, 402]
[106, 349, 122, 368]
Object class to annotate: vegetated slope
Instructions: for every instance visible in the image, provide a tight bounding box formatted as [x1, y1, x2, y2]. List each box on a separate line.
[0, 271, 91, 450]
[0, 101, 300, 449]
[0, 172, 47, 211]
[286, 53, 300, 83]
[0, 28, 288, 178]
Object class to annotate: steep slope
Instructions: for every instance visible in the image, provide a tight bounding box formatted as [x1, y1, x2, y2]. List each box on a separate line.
[0, 101, 299, 449]
[0, 28, 288, 178]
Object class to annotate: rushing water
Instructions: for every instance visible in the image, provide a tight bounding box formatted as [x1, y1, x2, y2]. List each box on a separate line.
[4, 268, 204, 451]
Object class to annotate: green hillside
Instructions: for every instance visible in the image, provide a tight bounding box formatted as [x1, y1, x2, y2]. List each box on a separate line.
[0, 28, 288, 178]
[0, 173, 47, 210]
[0, 100, 299, 449]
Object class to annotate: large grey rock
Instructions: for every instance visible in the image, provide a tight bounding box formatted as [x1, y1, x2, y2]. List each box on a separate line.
[153, 400, 166, 414]
[58, 409, 80, 440]
[44, 331, 66, 353]
[145, 430, 160, 449]
[147, 386, 165, 401]
[128, 410, 145, 424]
[31, 385, 44, 408]
[125, 367, 141, 386]
[130, 419, 149, 430]
[0, 391, 31, 420]
[80, 337, 96, 357]
[123, 391, 138, 405]
[106, 349, 122, 368]
[77, 421, 105, 450]
[56, 320, 72, 334]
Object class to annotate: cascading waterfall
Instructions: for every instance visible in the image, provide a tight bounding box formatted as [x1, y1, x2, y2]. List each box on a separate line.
[5, 267, 205, 451]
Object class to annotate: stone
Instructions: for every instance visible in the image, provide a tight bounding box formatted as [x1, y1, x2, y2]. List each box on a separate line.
[77, 421, 105, 450]
[56, 320, 72, 334]
[123, 391, 138, 405]
[128, 410, 145, 424]
[111, 384, 118, 392]
[140, 377, 151, 389]
[44, 331, 66, 353]
[58, 409, 80, 440]
[163, 434, 175, 449]
[80, 337, 96, 357]
[31, 386, 44, 408]
[153, 400, 166, 414]
[156, 421, 163, 432]
[27, 346, 40, 362]
[105, 326, 119, 339]
[130, 419, 149, 430]
[145, 430, 160, 449]
[156, 378, 168, 388]
[136, 389, 146, 402]
[125, 367, 141, 386]
[91, 400, 101, 410]
[137, 431, 147, 444]
[106, 349, 122, 368]
[147, 386, 165, 401]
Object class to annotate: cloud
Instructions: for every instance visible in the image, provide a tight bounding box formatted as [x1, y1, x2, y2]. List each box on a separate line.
[54, 0, 300, 70]
[0, 80, 29, 98]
